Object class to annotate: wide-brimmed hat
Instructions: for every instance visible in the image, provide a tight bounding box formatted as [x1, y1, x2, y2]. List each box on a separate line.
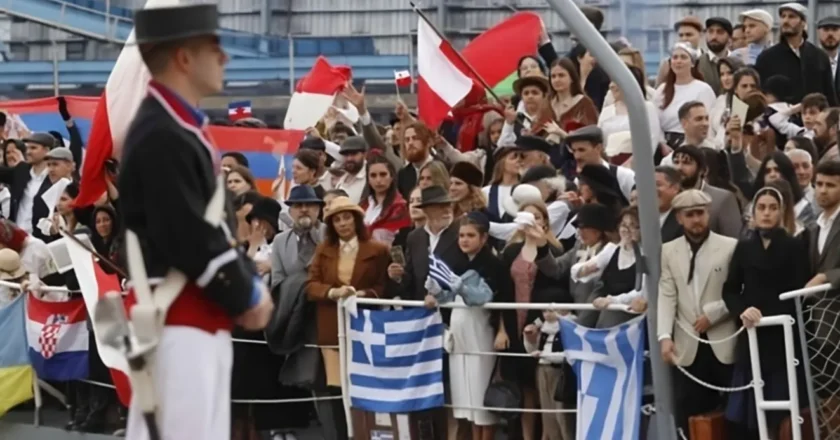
[417, 185, 452, 208]
[323, 196, 364, 220]
[284, 185, 324, 207]
[578, 164, 622, 200]
[512, 75, 551, 95]
[246, 197, 282, 227]
[0, 248, 26, 280]
[450, 161, 484, 187]
[134, 4, 220, 45]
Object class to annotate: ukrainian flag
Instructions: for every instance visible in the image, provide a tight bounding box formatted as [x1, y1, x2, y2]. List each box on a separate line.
[0, 294, 34, 416]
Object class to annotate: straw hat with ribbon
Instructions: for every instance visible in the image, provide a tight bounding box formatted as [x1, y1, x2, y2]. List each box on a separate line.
[323, 196, 364, 220]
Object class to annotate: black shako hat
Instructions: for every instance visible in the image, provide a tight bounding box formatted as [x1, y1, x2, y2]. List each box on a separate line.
[134, 4, 220, 45]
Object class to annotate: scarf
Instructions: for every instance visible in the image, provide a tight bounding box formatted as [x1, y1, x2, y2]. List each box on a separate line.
[0, 219, 27, 253]
[686, 230, 710, 283]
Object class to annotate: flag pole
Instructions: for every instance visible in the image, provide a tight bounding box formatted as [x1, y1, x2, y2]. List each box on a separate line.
[408, 1, 502, 103]
[394, 71, 402, 102]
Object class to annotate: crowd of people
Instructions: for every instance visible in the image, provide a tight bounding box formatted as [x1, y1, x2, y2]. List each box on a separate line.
[2, 2, 840, 440]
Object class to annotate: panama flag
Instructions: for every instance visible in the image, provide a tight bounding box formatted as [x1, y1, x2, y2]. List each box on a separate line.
[75, 0, 182, 207]
[26, 294, 89, 381]
[560, 316, 646, 440]
[65, 235, 133, 406]
[283, 56, 352, 130]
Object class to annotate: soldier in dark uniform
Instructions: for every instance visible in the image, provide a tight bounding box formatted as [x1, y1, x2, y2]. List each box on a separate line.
[117, 4, 273, 439]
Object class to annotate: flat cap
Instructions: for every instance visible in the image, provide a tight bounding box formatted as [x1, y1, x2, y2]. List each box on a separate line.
[706, 17, 733, 35]
[300, 136, 326, 152]
[818, 16, 840, 29]
[739, 9, 773, 29]
[338, 136, 367, 154]
[565, 125, 604, 145]
[23, 132, 56, 149]
[672, 189, 712, 210]
[778, 2, 807, 19]
[45, 147, 73, 161]
[674, 16, 703, 32]
[515, 135, 552, 155]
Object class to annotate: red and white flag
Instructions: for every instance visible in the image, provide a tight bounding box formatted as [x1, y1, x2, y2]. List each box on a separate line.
[76, 0, 181, 207]
[283, 56, 352, 130]
[416, 18, 473, 130]
[394, 70, 412, 87]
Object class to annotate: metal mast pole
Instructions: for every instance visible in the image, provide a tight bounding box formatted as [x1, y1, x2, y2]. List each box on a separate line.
[542, 1, 677, 439]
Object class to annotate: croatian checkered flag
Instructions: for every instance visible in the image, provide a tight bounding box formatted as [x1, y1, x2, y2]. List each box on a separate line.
[428, 254, 456, 291]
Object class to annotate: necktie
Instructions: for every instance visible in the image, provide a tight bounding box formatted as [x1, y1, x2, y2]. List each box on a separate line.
[298, 233, 315, 264]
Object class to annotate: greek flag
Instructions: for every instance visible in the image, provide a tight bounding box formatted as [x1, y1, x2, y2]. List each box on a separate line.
[428, 254, 456, 290]
[348, 306, 445, 413]
[560, 316, 647, 440]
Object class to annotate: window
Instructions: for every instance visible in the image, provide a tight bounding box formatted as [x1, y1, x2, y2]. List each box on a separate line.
[65, 41, 86, 61]
[8, 42, 27, 61]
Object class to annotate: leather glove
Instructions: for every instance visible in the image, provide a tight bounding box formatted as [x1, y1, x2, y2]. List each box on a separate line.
[57, 96, 71, 121]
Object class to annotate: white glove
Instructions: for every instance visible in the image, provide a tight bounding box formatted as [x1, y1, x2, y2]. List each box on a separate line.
[424, 276, 442, 296]
[449, 274, 463, 293]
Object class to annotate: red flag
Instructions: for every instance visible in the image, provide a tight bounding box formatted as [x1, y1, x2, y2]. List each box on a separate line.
[283, 56, 352, 130]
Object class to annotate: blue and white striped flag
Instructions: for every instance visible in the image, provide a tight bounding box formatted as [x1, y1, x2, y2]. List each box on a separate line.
[560, 316, 647, 440]
[348, 307, 445, 413]
[428, 254, 456, 290]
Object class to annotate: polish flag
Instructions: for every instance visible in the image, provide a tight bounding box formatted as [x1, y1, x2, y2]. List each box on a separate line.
[283, 56, 352, 130]
[65, 235, 133, 406]
[75, 0, 181, 208]
[416, 18, 473, 130]
[394, 70, 412, 87]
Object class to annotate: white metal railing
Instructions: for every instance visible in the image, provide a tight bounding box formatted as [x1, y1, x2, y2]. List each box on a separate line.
[747, 315, 803, 440]
[779, 283, 833, 301]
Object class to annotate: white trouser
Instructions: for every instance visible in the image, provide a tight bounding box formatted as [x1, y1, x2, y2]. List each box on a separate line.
[127, 326, 233, 440]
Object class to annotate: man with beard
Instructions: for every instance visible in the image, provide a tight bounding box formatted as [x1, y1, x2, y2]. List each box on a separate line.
[266, 185, 347, 440]
[813, 107, 840, 163]
[705, 18, 733, 60]
[333, 136, 367, 204]
[756, 3, 838, 106]
[818, 16, 840, 102]
[396, 121, 437, 200]
[671, 145, 743, 238]
[658, 189, 738, 435]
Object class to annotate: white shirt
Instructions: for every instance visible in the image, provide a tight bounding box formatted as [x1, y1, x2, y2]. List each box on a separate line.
[598, 101, 663, 151]
[16, 167, 48, 233]
[335, 163, 367, 205]
[340, 236, 359, 255]
[659, 209, 672, 226]
[481, 184, 513, 220]
[654, 80, 717, 133]
[817, 206, 840, 255]
[363, 196, 383, 226]
[488, 200, 571, 241]
[21, 236, 56, 278]
[830, 51, 839, 80]
[425, 223, 449, 253]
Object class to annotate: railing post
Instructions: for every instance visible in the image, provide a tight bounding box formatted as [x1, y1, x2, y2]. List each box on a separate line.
[795, 297, 822, 440]
[337, 298, 354, 437]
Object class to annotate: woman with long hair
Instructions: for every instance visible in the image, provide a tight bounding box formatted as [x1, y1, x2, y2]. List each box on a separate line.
[722, 184, 808, 438]
[709, 57, 746, 141]
[548, 58, 598, 132]
[602, 47, 657, 105]
[498, 201, 565, 440]
[598, 64, 663, 151]
[360, 155, 410, 244]
[449, 162, 488, 219]
[742, 151, 815, 229]
[227, 165, 256, 196]
[482, 147, 521, 223]
[418, 160, 450, 190]
[654, 43, 716, 147]
[712, 67, 761, 147]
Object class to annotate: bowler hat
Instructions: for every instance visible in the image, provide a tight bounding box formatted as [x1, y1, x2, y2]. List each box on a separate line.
[417, 185, 452, 208]
[284, 185, 324, 207]
[134, 4, 220, 45]
[246, 197, 282, 227]
[573, 203, 614, 231]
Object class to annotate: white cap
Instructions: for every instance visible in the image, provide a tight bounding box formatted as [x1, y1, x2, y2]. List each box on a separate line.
[739, 9, 774, 29]
[778, 2, 807, 19]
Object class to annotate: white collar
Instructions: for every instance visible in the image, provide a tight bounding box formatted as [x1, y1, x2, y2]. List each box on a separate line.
[340, 236, 359, 252]
[412, 155, 434, 172]
[818, 205, 840, 228]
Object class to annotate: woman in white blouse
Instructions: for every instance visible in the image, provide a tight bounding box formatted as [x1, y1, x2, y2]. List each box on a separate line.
[710, 67, 761, 148]
[598, 64, 663, 151]
[654, 43, 716, 148]
[482, 146, 521, 223]
[709, 57, 746, 143]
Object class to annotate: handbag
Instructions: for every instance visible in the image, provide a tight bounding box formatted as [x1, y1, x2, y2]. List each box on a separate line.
[482, 358, 521, 420]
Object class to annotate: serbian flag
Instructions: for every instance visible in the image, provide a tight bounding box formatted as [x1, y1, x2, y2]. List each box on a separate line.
[228, 100, 253, 121]
[394, 70, 412, 87]
[75, 0, 182, 208]
[283, 56, 352, 130]
[26, 294, 89, 381]
[416, 18, 473, 130]
[65, 235, 132, 406]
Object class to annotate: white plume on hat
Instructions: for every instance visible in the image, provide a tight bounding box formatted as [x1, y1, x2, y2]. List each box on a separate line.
[503, 184, 543, 218]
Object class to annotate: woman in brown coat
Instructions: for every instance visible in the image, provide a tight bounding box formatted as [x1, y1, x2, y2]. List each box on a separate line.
[306, 196, 392, 348]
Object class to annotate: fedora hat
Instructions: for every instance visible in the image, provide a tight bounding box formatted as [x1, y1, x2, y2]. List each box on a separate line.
[417, 186, 452, 208]
[512, 75, 551, 96]
[323, 196, 364, 220]
[284, 185, 324, 207]
[0, 248, 26, 280]
[134, 4, 220, 45]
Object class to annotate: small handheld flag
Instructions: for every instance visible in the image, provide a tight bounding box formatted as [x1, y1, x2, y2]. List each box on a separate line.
[428, 255, 456, 291]
[394, 70, 412, 88]
[228, 100, 253, 122]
